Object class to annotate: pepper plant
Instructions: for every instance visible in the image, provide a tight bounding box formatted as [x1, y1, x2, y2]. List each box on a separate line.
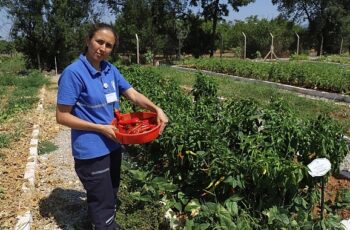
[119, 65, 348, 229]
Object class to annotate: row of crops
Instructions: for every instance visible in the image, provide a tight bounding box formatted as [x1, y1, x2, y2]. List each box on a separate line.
[290, 54, 350, 65]
[179, 58, 350, 94]
[118, 66, 349, 229]
[0, 56, 48, 149]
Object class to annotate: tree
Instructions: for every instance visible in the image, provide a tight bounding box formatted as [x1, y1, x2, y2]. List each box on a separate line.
[340, 12, 350, 53]
[182, 13, 211, 57]
[98, 0, 126, 14]
[0, 39, 15, 55]
[271, 0, 350, 54]
[215, 21, 232, 55]
[0, 0, 99, 70]
[1, 0, 49, 69]
[327, 1, 350, 54]
[219, 16, 305, 58]
[271, 0, 322, 24]
[176, 19, 190, 58]
[112, 0, 187, 62]
[45, 0, 99, 69]
[151, 0, 187, 57]
[114, 0, 152, 57]
[189, 0, 255, 57]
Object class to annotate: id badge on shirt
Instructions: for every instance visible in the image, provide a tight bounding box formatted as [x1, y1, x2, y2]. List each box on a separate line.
[105, 92, 118, 104]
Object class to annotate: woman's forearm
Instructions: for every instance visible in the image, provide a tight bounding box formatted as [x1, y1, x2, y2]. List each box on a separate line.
[56, 104, 119, 141]
[56, 110, 103, 132]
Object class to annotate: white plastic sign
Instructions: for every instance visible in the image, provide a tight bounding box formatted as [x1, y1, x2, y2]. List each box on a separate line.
[341, 219, 350, 230]
[307, 158, 331, 177]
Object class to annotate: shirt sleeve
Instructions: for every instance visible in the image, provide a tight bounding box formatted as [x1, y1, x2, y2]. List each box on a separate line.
[57, 68, 83, 105]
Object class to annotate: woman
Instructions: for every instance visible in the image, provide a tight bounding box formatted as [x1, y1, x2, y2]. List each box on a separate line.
[56, 23, 168, 230]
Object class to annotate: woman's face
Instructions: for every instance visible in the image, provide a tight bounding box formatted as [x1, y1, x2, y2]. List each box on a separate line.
[86, 29, 116, 67]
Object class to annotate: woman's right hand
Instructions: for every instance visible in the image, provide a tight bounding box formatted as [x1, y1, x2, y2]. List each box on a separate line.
[99, 124, 119, 143]
[57, 104, 120, 143]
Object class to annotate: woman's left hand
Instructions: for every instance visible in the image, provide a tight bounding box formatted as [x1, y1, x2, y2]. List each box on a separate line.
[156, 108, 169, 134]
[122, 88, 169, 134]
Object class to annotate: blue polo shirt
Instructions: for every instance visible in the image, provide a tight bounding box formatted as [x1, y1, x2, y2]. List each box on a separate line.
[57, 54, 131, 159]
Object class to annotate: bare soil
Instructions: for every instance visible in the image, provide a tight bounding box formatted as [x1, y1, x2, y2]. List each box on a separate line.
[0, 75, 60, 229]
[326, 176, 350, 219]
[0, 117, 33, 228]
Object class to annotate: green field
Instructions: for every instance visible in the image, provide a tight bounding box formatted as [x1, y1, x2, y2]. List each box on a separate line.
[152, 65, 350, 134]
[0, 56, 48, 149]
[116, 65, 349, 229]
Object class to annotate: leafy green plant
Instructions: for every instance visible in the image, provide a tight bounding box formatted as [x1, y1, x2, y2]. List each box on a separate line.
[0, 186, 4, 199]
[0, 133, 11, 149]
[0, 70, 48, 123]
[191, 72, 218, 101]
[290, 53, 309, 61]
[320, 55, 350, 65]
[118, 66, 348, 229]
[0, 54, 25, 74]
[181, 57, 350, 93]
[38, 140, 58, 155]
[335, 188, 350, 208]
[115, 162, 170, 230]
[255, 51, 262, 59]
[144, 50, 154, 65]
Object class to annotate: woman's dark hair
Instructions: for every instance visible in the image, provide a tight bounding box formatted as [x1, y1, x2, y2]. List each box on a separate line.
[83, 22, 118, 54]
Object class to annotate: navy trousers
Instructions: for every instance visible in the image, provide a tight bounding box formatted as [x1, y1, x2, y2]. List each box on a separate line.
[75, 148, 122, 230]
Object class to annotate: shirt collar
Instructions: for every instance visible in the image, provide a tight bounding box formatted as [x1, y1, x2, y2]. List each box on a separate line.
[79, 54, 111, 76]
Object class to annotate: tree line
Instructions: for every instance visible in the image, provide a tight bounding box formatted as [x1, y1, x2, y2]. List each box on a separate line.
[0, 0, 349, 70]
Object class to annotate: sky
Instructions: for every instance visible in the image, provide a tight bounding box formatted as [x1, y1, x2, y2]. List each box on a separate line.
[0, 0, 279, 40]
[0, 9, 12, 40]
[226, 0, 279, 22]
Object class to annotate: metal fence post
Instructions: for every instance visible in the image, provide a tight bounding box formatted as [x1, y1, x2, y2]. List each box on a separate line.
[135, 34, 139, 64]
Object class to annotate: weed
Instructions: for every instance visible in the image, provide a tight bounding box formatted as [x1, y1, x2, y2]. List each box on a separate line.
[38, 140, 58, 155]
[0, 187, 5, 199]
[115, 163, 169, 230]
[0, 133, 11, 148]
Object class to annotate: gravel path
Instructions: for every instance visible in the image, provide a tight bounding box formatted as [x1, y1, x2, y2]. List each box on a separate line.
[31, 126, 89, 229]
